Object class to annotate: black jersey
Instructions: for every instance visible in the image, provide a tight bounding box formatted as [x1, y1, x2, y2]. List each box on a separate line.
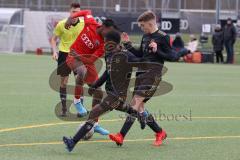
[92, 50, 139, 97]
[123, 29, 180, 64]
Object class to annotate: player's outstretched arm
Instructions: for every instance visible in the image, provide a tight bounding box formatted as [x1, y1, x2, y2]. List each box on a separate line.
[91, 70, 108, 89]
[122, 32, 143, 57]
[150, 40, 189, 62]
[156, 49, 179, 62]
[126, 51, 142, 63]
[88, 70, 108, 96]
[65, 10, 92, 29]
[70, 10, 92, 19]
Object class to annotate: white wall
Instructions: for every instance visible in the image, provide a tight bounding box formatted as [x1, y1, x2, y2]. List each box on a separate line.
[24, 11, 68, 52]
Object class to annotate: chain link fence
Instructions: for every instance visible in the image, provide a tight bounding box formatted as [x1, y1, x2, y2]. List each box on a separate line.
[0, 0, 238, 13]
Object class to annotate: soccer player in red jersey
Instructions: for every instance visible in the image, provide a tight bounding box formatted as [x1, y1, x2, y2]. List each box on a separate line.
[65, 10, 118, 135]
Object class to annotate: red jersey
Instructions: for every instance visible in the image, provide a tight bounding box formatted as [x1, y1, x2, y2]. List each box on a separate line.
[70, 10, 104, 64]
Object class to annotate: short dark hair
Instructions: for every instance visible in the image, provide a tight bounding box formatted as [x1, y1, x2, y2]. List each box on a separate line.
[70, 2, 80, 9]
[102, 18, 119, 30]
[104, 30, 121, 44]
[137, 11, 156, 22]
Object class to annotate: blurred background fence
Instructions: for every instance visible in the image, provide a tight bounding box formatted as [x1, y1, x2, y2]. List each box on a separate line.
[0, 0, 239, 13]
[0, 0, 240, 53]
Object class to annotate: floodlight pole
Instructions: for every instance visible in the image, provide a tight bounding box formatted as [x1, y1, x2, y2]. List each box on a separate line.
[103, 0, 106, 12]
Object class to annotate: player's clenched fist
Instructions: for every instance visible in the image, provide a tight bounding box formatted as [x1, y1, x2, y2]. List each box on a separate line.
[121, 32, 130, 43]
[52, 52, 58, 60]
[149, 40, 157, 53]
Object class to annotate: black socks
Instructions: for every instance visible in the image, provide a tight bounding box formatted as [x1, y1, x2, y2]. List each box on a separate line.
[120, 111, 162, 138]
[120, 115, 136, 137]
[60, 87, 67, 112]
[73, 122, 94, 143]
[146, 114, 162, 133]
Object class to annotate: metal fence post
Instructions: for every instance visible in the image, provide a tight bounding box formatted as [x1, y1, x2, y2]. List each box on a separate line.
[128, 0, 131, 12]
[152, 0, 156, 11]
[103, 0, 106, 12]
[24, 0, 28, 9]
[216, 0, 220, 24]
[51, 0, 56, 11]
[37, 0, 42, 10]
[236, 0, 239, 15]
[134, 0, 137, 13]
[178, 0, 181, 11]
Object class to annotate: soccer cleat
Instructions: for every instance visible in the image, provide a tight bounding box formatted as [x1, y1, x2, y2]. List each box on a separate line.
[94, 124, 110, 135]
[63, 136, 76, 152]
[74, 102, 88, 117]
[153, 130, 167, 147]
[109, 133, 124, 146]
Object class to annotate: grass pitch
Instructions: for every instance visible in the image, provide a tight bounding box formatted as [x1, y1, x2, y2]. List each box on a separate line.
[0, 54, 240, 160]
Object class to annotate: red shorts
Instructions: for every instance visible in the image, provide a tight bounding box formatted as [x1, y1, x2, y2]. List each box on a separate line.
[66, 55, 98, 84]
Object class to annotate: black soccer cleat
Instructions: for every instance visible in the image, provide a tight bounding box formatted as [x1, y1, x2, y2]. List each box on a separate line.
[116, 142, 122, 146]
[63, 136, 76, 152]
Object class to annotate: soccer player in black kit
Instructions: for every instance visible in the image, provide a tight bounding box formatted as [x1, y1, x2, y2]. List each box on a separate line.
[109, 11, 189, 147]
[62, 29, 163, 152]
[62, 13, 189, 152]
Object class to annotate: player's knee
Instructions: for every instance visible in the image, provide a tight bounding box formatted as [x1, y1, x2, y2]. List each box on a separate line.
[131, 97, 145, 111]
[131, 104, 140, 112]
[60, 83, 67, 88]
[91, 89, 103, 107]
[75, 66, 87, 79]
[120, 103, 136, 114]
[60, 77, 68, 88]
[92, 88, 103, 100]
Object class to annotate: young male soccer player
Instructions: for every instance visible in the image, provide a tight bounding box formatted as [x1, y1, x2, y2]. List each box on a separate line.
[64, 10, 121, 135]
[109, 11, 189, 146]
[50, 3, 85, 116]
[63, 30, 156, 152]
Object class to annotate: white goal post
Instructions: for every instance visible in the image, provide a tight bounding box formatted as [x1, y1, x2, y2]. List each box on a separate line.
[0, 24, 25, 54]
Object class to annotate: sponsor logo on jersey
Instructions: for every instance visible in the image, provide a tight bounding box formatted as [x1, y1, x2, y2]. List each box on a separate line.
[81, 33, 94, 49]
